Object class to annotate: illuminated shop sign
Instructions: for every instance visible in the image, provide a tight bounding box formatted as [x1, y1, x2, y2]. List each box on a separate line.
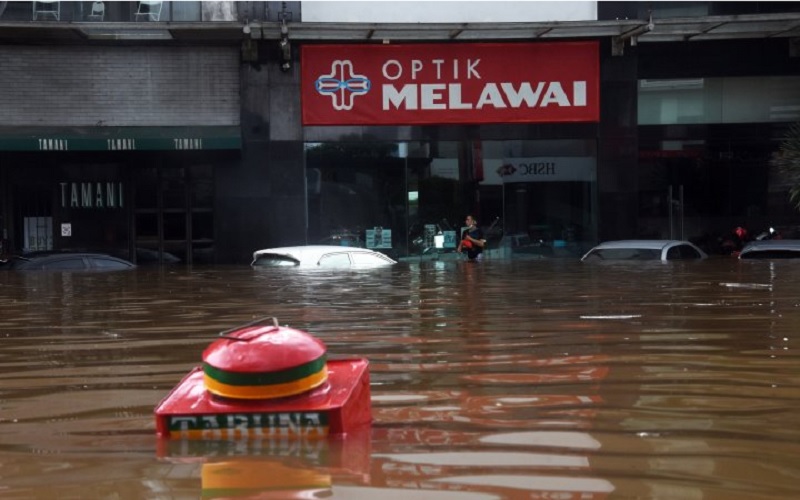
[60, 182, 124, 209]
[301, 42, 599, 125]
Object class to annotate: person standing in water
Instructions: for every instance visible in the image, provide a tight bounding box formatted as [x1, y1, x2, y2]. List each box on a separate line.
[457, 215, 486, 261]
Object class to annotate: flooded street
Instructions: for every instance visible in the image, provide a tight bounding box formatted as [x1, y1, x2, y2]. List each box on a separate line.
[1, 258, 799, 499]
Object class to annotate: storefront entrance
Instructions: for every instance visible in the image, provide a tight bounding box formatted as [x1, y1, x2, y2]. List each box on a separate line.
[1, 152, 217, 265]
[637, 124, 794, 254]
[305, 139, 598, 259]
[132, 162, 215, 265]
[1, 155, 130, 257]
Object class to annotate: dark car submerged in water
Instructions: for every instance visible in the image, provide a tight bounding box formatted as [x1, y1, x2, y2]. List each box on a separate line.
[1, 252, 136, 271]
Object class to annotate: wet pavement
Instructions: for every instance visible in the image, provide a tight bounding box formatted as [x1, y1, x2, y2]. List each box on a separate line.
[0, 257, 799, 499]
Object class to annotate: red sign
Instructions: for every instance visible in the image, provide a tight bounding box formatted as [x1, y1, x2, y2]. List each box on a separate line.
[301, 42, 599, 126]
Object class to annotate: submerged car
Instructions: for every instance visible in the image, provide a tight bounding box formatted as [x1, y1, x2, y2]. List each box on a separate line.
[581, 240, 708, 262]
[739, 239, 800, 259]
[251, 245, 397, 268]
[2, 252, 136, 271]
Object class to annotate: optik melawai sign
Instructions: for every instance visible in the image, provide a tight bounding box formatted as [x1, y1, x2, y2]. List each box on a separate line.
[301, 42, 599, 126]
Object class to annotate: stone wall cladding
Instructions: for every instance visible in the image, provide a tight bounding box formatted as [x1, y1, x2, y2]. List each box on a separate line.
[0, 45, 240, 126]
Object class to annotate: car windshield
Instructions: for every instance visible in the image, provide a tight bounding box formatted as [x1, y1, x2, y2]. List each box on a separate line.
[252, 254, 300, 267]
[584, 248, 662, 261]
[41, 258, 87, 270]
[350, 252, 393, 266]
[318, 253, 352, 267]
[665, 245, 704, 260]
[90, 257, 131, 269]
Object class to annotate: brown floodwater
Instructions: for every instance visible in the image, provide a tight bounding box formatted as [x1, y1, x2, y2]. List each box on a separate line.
[1, 257, 799, 499]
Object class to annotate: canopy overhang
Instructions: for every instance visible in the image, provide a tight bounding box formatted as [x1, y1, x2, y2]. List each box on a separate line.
[0, 12, 798, 47]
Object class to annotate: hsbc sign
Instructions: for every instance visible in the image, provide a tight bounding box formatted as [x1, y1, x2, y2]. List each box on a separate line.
[301, 42, 599, 126]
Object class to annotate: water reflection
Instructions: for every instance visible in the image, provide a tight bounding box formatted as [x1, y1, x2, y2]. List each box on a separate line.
[0, 259, 799, 498]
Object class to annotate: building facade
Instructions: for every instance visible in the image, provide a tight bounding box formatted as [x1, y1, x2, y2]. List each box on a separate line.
[0, 1, 798, 264]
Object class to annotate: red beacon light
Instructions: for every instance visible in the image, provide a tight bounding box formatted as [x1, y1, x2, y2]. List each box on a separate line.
[154, 316, 371, 440]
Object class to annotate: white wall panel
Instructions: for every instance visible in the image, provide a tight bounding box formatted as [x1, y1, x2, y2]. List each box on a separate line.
[303, 1, 597, 23]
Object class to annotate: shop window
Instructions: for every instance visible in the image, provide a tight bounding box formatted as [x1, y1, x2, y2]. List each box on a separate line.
[637, 130, 779, 248]
[305, 140, 473, 259]
[305, 141, 406, 254]
[191, 165, 213, 208]
[480, 139, 598, 255]
[304, 139, 602, 259]
[23, 216, 52, 252]
[191, 212, 213, 241]
[303, 138, 606, 259]
[132, 163, 214, 265]
[162, 168, 187, 209]
[638, 76, 800, 125]
[135, 213, 158, 239]
[163, 212, 186, 241]
[134, 168, 158, 209]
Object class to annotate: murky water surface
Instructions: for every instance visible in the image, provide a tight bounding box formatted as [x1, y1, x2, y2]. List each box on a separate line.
[1, 258, 799, 499]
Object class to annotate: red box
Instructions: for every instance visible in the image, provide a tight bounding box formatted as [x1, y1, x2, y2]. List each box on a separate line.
[155, 358, 371, 439]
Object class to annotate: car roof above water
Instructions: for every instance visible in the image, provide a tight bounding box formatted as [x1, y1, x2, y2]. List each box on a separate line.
[251, 245, 397, 267]
[590, 240, 690, 250]
[740, 239, 800, 259]
[581, 239, 708, 262]
[4, 252, 135, 270]
[253, 245, 386, 258]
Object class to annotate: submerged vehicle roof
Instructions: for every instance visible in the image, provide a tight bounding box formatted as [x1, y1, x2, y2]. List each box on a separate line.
[740, 239, 800, 259]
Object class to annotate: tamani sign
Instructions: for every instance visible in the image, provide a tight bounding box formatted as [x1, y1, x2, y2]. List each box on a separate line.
[301, 42, 599, 126]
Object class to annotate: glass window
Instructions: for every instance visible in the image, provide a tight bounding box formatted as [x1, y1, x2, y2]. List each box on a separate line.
[163, 213, 186, 240]
[191, 212, 213, 241]
[350, 252, 392, 266]
[252, 254, 299, 267]
[305, 142, 408, 256]
[318, 253, 351, 267]
[90, 257, 132, 269]
[681, 245, 702, 259]
[590, 248, 661, 261]
[481, 139, 598, 256]
[162, 168, 187, 209]
[639, 76, 800, 125]
[666, 246, 681, 260]
[407, 141, 466, 257]
[305, 138, 597, 259]
[134, 168, 158, 209]
[42, 258, 86, 270]
[171, 1, 202, 21]
[135, 213, 158, 240]
[190, 165, 214, 209]
[741, 249, 800, 260]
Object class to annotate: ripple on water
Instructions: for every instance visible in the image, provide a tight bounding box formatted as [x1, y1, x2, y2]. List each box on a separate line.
[0, 259, 798, 498]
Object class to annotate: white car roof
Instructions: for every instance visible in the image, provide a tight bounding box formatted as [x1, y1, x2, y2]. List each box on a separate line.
[252, 245, 397, 265]
[590, 240, 690, 250]
[254, 245, 380, 257]
[740, 239, 800, 253]
[581, 239, 708, 262]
